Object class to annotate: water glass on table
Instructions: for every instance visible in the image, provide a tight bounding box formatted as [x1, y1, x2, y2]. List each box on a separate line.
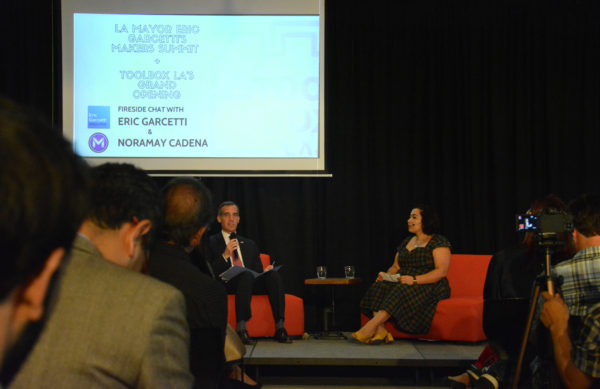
[344, 265, 355, 279]
[316, 266, 327, 279]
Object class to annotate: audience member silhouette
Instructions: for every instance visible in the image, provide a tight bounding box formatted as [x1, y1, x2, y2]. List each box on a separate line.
[148, 177, 228, 389]
[0, 97, 89, 382]
[8, 163, 193, 388]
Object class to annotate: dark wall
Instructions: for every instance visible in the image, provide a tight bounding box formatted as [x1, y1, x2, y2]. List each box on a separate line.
[3, 0, 600, 330]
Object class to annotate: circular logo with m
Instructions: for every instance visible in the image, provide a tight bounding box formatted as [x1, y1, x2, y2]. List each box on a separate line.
[89, 133, 108, 153]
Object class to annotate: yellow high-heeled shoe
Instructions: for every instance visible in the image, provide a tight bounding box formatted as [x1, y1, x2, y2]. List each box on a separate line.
[384, 332, 394, 344]
[351, 331, 373, 344]
[368, 330, 388, 345]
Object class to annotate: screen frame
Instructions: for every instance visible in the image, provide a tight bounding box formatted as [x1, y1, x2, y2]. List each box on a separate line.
[60, 0, 327, 176]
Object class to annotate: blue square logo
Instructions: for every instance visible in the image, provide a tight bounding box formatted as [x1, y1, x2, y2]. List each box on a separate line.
[88, 106, 110, 129]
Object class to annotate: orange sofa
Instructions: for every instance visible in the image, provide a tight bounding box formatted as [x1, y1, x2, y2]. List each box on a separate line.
[361, 253, 492, 342]
[227, 254, 304, 337]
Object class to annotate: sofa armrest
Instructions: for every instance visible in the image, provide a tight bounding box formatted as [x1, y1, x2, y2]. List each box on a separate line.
[259, 253, 270, 270]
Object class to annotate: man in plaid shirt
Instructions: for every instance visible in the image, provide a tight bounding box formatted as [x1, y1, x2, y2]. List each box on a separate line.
[541, 294, 600, 388]
[540, 194, 600, 389]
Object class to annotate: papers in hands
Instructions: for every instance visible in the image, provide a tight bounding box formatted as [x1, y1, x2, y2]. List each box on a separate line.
[220, 265, 283, 282]
[379, 272, 400, 282]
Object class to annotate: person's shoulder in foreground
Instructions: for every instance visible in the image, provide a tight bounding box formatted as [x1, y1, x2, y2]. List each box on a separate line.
[9, 236, 191, 388]
[8, 162, 193, 388]
[0, 97, 89, 380]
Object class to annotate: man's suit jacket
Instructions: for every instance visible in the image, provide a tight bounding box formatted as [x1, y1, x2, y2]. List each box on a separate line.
[208, 232, 263, 276]
[148, 241, 227, 389]
[9, 236, 193, 389]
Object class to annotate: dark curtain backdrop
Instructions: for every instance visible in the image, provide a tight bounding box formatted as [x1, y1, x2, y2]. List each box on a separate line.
[3, 0, 600, 330]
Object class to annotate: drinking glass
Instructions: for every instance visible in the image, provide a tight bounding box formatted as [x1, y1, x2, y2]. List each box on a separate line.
[316, 266, 327, 279]
[344, 265, 355, 279]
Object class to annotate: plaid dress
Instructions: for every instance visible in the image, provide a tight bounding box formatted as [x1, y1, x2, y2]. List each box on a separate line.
[360, 234, 451, 334]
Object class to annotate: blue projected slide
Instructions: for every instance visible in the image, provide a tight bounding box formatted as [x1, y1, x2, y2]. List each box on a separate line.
[73, 14, 320, 160]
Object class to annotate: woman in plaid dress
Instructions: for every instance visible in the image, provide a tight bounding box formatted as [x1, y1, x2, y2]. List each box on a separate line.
[352, 205, 451, 344]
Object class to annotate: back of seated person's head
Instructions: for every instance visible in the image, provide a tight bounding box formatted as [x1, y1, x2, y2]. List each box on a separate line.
[568, 193, 600, 238]
[161, 177, 213, 250]
[85, 163, 162, 269]
[0, 97, 89, 366]
[522, 194, 574, 263]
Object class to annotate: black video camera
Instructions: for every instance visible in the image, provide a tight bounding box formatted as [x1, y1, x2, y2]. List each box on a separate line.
[515, 208, 574, 239]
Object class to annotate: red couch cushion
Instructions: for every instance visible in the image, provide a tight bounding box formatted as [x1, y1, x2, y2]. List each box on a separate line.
[227, 294, 305, 337]
[447, 254, 492, 298]
[259, 253, 270, 269]
[227, 253, 305, 337]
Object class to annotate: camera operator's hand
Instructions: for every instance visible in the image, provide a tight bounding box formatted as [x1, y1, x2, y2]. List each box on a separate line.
[540, 291, 569, 336]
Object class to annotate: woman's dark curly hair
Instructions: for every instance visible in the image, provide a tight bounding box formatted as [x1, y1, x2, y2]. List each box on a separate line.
[413, 204, 440, 235]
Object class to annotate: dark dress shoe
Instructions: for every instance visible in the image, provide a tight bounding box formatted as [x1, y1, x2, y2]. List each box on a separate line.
[475, 360, 506, 389]
[236, 329, 255, 345]
[274, 327, 292, 343]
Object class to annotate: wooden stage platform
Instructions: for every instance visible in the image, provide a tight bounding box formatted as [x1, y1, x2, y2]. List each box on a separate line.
[243, 332, 486, 388]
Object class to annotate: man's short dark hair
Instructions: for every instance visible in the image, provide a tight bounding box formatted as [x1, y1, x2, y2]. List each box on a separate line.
[87, 163, 162, 248]
[0, 97, 90, 301]
[162, 177, 213, 247]
[568, 193, 600, 238]
[217, 201, 238, 215]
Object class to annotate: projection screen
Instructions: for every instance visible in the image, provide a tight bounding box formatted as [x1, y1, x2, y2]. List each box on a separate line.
[61, 0, 325, 175]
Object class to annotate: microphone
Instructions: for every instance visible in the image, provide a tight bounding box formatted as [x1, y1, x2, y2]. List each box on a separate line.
[229, 233, 239, 259]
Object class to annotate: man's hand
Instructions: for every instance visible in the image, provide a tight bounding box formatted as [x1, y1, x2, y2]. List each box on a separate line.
[540, 291, 595, 389]
[263, 264, 274, 272]
[223, 238, 238, 259]
[540, 291, 570, 336]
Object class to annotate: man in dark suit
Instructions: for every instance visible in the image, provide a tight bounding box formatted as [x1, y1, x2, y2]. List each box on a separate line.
[208, 201, 291, 344]
[147, 177, 228, 389]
